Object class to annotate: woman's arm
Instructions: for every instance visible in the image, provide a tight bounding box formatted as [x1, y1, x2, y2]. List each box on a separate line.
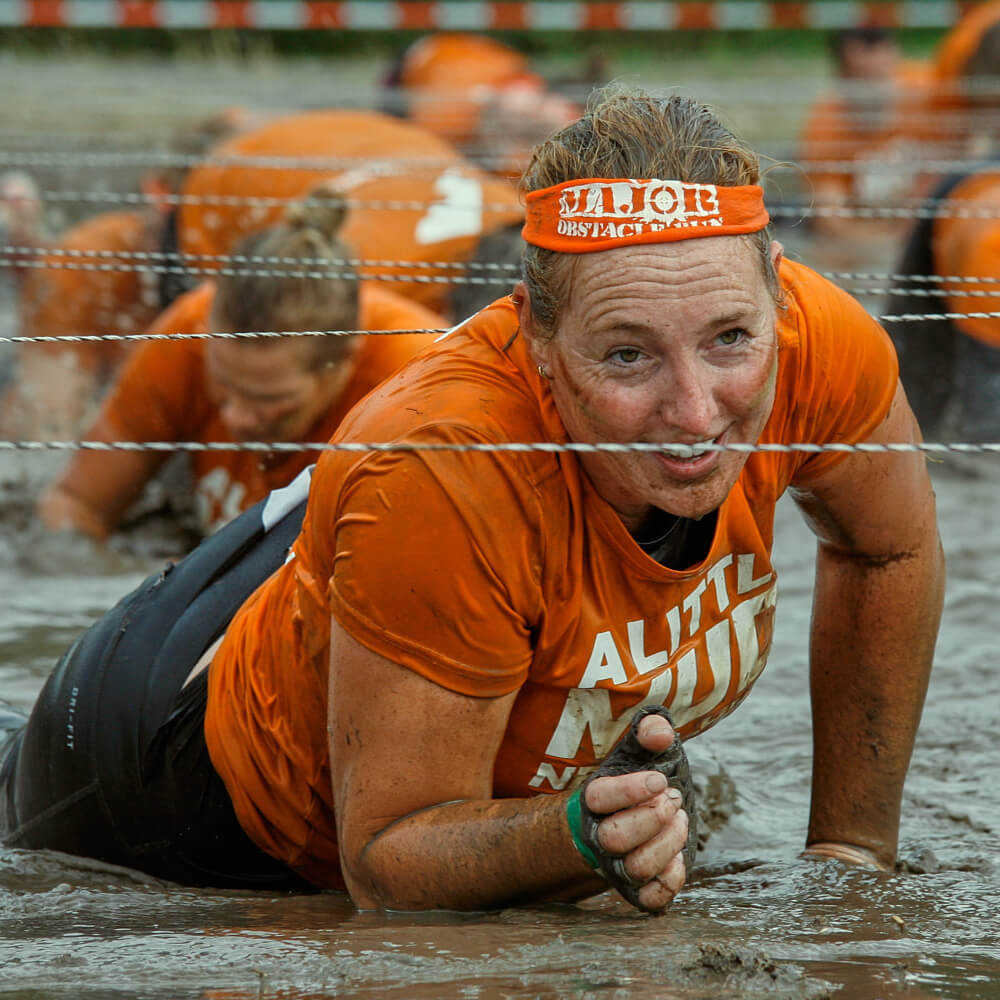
[34, 337, 194, 540]
[790, 382, 945, 869]
[328, 623, 689, 911]
[37, 413, 165, 540]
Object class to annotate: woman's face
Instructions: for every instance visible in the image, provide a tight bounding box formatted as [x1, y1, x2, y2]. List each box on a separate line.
[520, 236, 782, 530]
[204, 337, 356, 443]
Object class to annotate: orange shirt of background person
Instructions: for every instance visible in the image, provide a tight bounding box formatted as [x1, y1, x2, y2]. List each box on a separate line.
[1, 108, 261, 441]
[901, 0, 1000, 172]
[20, 210, 159, 375]
[40, 280, 442, 538]
[930, 168, 1000, 348]
[1, 210, 163, 439]
[799, 27, 933, 235]
[203, 259, 899, 888]
[177, 110, 525, 318]
[927, 1, 1000, 119]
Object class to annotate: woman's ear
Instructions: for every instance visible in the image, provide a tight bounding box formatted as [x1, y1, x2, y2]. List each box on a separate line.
[512, 281, 549, 369]
[769, 239, 784, 271]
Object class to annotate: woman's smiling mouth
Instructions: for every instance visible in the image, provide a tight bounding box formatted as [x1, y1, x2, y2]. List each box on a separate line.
[654, 437, 723, 477]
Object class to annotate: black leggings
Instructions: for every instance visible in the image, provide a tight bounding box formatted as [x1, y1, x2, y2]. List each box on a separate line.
[0, 477, 313, 890]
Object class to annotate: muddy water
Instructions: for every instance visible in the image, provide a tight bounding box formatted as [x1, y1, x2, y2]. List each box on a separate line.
[0, 48, 998, 1000]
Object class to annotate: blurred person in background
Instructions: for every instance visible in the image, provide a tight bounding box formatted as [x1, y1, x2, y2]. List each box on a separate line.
[922, 0, 1000, 160]
[888, 166, 1000, 442]
[446, 219, 524, 320]
[0, 171, 45, 292]
[885, 4, 1000, 442]
[386, 33, 582, 180]
[798, 25, 930, 242]
[38, 188, 440, 543]
[177, 108, 525, 320]
[0, 110, 256, 441]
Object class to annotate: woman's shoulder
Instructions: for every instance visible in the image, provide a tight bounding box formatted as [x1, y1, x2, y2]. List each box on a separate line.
[763, 258, 898, 482]
[327, 297, 563, 492]
[342, 297, 542, 436]
[776, 258, 897, 390]
[144, 281, 215, 337]
[777, 258, 888, 349]
[52, 209, 148, 251]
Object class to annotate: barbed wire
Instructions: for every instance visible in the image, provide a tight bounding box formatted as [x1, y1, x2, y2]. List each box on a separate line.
[0, 307, 997, 349]
[6, 149, 1000, 182]
[0, 255, 505, 287]
[20, 265, 994, 304]
[840, 287, 1000, 300]
[769, 202, 1000, 222]
[3, 249, 1000, 298]
[879, 309, 1000, 324]
[14, 187, 1000, 221]
[827, 271, 1000, 286]
[28, 189, 521, 214]
[0, 149, 467, 173]
[0, 439, 998, 457]
[0, 244, 516, 273]
[6, 247, 1000, 290]
[0, 327, 446, 346]
[0, 308, 997, 347]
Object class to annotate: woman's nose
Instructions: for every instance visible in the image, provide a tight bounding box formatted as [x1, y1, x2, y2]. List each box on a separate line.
[659, 362, 719, 436]
[220, 396, 261, 436]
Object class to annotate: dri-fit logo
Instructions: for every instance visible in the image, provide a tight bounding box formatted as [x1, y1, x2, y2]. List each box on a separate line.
[556, 180, 724, 240]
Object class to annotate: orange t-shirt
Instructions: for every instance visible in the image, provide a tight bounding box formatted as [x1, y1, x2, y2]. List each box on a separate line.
[798, 64, 931, 205]
[177, 110, 524, 315]
[907, 2, 1000, 154]
[204, 260, 899, 888]
[19, 209, 161, 377]
[92, 281, 441, 534]
[930, 1, 1000, 108]
[931, 169, 1000, 349]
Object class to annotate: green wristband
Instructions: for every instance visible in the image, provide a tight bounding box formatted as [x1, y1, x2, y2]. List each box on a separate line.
[566, 786, 602, 871]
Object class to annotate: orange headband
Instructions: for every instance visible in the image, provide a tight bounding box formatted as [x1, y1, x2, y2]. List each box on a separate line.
[522, 178, 769, 253]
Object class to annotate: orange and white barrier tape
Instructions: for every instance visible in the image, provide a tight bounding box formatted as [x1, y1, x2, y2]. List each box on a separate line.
[0, 1, 983, 32]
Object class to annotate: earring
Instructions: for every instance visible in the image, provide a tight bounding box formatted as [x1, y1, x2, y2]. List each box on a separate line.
[537, 364, 551, 379]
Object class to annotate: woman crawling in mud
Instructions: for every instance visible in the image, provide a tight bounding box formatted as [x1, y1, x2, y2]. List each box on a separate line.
[0, 87, 944, 915]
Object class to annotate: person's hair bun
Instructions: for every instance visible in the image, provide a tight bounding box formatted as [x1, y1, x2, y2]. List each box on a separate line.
[285, 185, 349, 240]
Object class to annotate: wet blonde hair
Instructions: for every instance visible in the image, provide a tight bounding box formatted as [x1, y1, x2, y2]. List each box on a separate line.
[519, 86, 780, 339]
[212, 187, 360, 368]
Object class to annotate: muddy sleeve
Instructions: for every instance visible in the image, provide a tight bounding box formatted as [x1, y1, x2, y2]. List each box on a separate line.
[785, 271, 900, 485]
[326, 424, 543, 699]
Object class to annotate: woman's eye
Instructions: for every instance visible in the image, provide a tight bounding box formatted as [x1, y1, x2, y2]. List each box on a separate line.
[717, 328, 746, 346]
[610, 347, 643, 364]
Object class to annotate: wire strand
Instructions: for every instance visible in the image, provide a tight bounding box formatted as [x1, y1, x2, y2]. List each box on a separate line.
[0, 439, 997, 457]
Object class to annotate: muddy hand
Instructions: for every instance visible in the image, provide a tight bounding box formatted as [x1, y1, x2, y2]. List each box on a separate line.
[569, 707, 698, 914]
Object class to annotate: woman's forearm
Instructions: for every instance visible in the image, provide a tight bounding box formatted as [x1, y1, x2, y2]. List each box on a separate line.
[344, 792, 606, 910]
[329, 625, 688, 913]
[806, 530, 945, 866]
[38, 483, 113, 539]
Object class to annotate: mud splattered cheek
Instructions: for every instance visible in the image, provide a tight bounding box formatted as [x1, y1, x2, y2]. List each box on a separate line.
[740, 347, 779, 424]
[573, 392, 611, 430]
